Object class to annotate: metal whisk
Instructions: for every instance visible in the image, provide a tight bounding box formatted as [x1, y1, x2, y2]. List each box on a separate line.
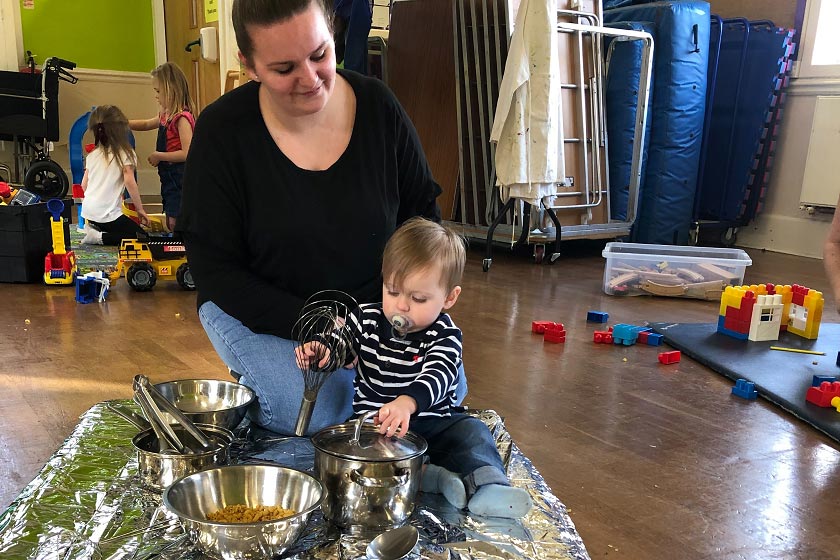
[292, 290, 359, 436]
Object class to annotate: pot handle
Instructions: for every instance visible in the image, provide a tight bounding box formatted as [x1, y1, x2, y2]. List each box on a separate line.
[350, 410, 378, 445]
[350, 467, 410, 488]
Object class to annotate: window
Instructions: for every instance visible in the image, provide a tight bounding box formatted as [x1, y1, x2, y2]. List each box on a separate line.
[798, 0, 840, 78]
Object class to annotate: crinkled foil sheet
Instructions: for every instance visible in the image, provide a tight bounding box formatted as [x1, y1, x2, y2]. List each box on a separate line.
[0, 402, 590, 560]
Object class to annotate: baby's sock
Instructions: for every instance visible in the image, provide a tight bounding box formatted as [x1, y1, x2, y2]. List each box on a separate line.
[421, 464, 467, 509]
[468, 484, 532, 519]
[82, 228, 103, 245]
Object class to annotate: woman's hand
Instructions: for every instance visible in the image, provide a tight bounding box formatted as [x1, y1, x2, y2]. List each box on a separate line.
[294, 341, 332, 370]
[375, 396, 417, 438]
[147, 152, 162, 167]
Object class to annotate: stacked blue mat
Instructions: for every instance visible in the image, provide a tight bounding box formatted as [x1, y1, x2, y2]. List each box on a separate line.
[696, 19, 797, 225]
[604, 1, 710, 245]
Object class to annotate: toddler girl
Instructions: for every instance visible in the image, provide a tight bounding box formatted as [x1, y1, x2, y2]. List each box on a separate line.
[81, 105, 149, 245]
[130, 62, 195, 232]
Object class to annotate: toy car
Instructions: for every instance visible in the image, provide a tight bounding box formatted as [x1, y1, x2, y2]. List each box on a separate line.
[114, 238, 194, 292]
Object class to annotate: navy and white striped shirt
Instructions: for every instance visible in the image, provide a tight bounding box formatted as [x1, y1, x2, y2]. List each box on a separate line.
[349, 303, 463, 418]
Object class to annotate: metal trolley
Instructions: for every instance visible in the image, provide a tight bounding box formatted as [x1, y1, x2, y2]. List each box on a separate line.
[0, 54, 78, 199]
[449, 1, 653, 271]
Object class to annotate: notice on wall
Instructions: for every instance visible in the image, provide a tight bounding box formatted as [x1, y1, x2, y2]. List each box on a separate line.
[23, 0, 34, 9]
[204, 0, 218, 22]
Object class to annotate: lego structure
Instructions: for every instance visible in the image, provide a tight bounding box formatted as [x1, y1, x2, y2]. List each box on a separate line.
[717, 283, 823, 342]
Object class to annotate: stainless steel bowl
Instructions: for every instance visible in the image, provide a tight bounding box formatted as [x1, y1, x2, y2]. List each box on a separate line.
[153, 379, 255, 430]
[163, 465, 323, 560]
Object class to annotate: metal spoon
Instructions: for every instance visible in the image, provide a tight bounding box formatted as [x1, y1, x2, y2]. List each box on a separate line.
[365, 525, 419, 560]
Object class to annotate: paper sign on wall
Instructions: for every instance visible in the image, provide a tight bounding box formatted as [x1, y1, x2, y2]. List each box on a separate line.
[204, 0, 218, 23]
[23, 0, 35, 9]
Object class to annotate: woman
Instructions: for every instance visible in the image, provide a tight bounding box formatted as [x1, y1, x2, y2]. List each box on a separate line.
[178, 0, 466, 435]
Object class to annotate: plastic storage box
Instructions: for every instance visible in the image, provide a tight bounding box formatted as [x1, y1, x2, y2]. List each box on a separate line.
[602, 242, 752, 300]
[0, 201, 71, 283]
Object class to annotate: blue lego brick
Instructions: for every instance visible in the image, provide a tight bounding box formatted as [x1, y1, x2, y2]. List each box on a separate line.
[587, 311, 609, 323]
[731, 379, 758, 400]
[75, 277, 97, 304]
[645, 333, 664, 346]
[612, 323, 649, 346]
[812, 375, 837, 387]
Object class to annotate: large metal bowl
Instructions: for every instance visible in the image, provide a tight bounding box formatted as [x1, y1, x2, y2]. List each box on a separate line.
[153, 379, 255, 430]
[163, 465, 323, 559]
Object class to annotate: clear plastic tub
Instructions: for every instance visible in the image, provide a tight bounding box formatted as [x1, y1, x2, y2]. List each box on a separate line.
[602, 242, 752, 300]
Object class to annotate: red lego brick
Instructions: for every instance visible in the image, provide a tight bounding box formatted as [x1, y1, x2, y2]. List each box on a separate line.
[532, 321, 556, 334]
[544, 324, 566, 343]
[791, 284, 807, 306]
[658, 351, 681, 365]
[805, 381, 840, 407]
[593, 330, 613, 344]
[638, 331, 650, 344]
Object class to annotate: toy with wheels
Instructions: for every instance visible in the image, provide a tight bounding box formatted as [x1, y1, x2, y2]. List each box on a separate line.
[114, 238, 195, 292]
[43, 198, 76, 285]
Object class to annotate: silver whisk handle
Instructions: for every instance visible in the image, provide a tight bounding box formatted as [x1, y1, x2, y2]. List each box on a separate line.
[294, 396, 317, 436]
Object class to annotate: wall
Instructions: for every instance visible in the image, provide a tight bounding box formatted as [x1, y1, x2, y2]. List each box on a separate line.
[0, 0, 24, 70]
[707, 0, 797, 28]
[18, 0, 155, 73]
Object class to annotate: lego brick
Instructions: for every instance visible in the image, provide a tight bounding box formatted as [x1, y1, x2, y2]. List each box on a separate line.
[586, 311, 609, 323]
[532, 321, 556, 334]
[637, 331, 649, 344]
[731, 379, 758, 400]
[645, 333, 663, 346]
[813, 375, 837, 387]
[593, 331, 613, 344]
[658, 350, 681, 365]
[805, 381, 840, 407]
[544, 324, 566, 344]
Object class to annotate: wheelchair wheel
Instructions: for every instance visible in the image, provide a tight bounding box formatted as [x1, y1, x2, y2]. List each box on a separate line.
[24, 160, 69, 199]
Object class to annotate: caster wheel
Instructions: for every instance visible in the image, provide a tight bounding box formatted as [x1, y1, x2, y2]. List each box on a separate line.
[482, 258, 491, 272]
[720, 228, 738, 247]
[534, 244, 545, 264]
[549, 253, 561, 264]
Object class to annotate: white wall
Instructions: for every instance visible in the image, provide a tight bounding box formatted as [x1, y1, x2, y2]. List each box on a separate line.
[0, 0, 23, 71]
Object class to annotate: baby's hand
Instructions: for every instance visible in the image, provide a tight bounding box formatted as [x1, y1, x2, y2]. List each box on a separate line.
[375, 396, 417, 438]
[294, 341, 331, 370]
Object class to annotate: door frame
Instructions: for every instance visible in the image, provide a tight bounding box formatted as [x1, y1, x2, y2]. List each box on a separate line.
[150, 0, 236, 87]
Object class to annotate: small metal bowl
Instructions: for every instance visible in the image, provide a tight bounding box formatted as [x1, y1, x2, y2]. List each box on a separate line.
[163, 465, 323, 559]
[153, 379, 255, 430]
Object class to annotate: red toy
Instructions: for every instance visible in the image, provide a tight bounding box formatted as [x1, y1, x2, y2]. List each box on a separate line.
[805, 381, 840, 407]
[658, 350, 681, 365]
[544, 324, 566, 343]
[532, 321, 557, 334]
[593, 331, 614, 344]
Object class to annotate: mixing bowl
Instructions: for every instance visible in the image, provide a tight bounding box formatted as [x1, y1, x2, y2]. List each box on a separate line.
[163, 464, 323, 559]
[153, 379, 255, 430]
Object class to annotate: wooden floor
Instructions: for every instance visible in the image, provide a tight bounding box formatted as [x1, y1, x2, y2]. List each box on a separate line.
[3, 242, 840, 559]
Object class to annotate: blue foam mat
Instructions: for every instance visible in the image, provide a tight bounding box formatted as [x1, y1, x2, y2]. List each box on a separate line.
[650, 321, 840, 443]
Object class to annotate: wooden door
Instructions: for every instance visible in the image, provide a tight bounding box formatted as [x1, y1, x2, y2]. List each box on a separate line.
[163, 0, 221, 112]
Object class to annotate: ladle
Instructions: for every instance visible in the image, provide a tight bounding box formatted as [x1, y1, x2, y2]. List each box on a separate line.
[365, 525, 419, 560]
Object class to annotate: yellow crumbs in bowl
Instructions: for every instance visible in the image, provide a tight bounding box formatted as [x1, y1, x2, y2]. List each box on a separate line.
[207, 504, 295, 523]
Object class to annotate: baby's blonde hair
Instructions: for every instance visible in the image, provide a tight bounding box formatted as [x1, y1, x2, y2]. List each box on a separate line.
[382, 218, 466, 293]
[151, 62, 195, 119]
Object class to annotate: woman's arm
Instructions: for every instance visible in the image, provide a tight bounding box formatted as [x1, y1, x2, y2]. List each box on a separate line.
[129, 117, 159, 131]
[824, 193, 840, 311]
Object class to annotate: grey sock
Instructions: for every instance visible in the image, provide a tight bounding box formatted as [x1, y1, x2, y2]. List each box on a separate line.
[468, 484, 532, 519]
[422, 464, 467, 509]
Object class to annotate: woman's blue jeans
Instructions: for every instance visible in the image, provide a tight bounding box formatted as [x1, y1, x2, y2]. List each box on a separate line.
[199, 301, 468, 435]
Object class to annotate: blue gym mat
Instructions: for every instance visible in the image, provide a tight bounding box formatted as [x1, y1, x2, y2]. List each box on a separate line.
[650, 322, 840, 443]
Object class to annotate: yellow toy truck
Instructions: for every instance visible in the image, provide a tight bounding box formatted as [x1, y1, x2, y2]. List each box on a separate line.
[115, 238, 194, 292]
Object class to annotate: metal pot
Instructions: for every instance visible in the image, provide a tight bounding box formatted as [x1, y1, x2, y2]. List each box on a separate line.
[133, 423, 233, 492]
[312, 411, 427, 530]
